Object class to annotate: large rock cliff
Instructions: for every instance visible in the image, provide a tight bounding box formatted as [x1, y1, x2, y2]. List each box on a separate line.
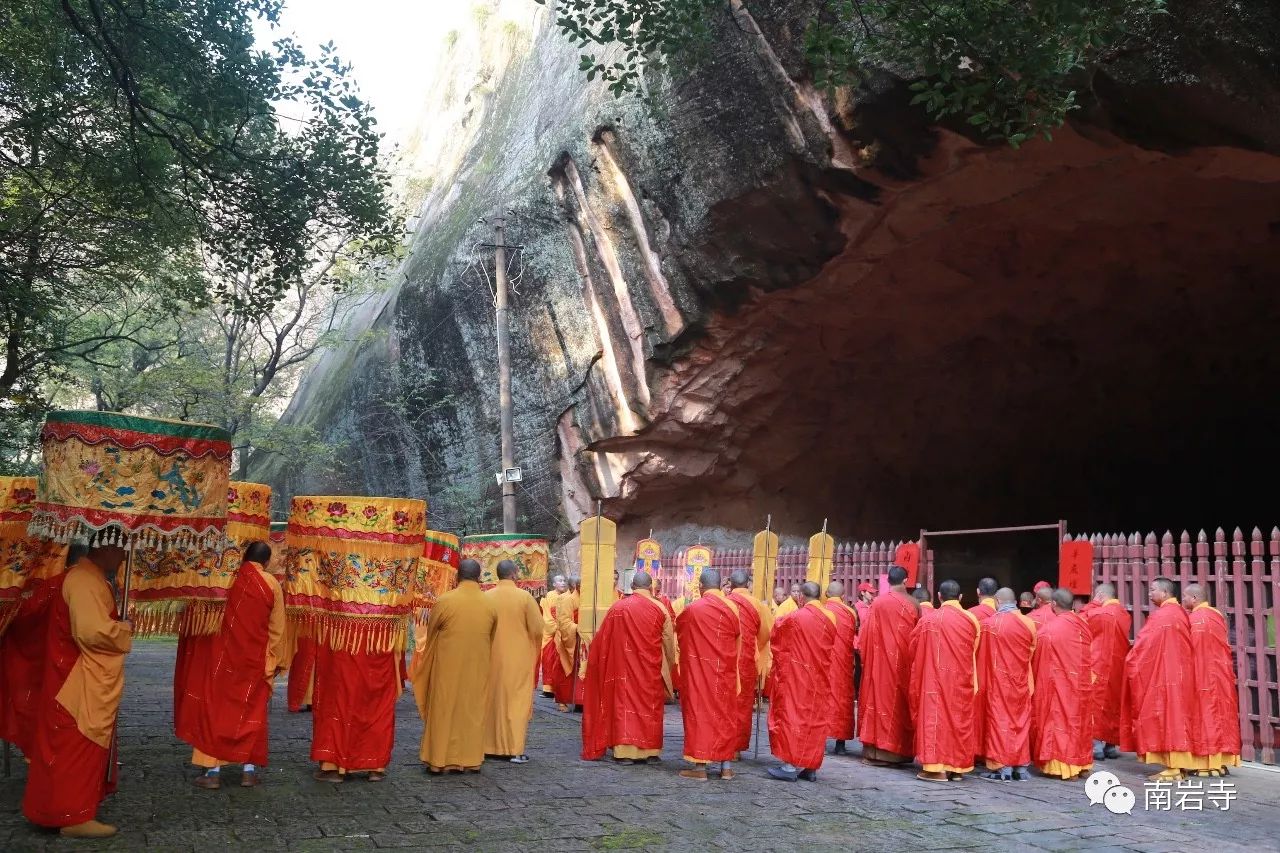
[249, 0, 1280, 555]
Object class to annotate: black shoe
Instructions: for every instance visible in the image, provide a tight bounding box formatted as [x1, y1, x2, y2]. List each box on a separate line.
[832, 741, 847, 756]
[1104, 745, 1120, 760]
[767, 766, 800, 782]
[1012, 767, 1031, 781]
[798, 769, 818, 782]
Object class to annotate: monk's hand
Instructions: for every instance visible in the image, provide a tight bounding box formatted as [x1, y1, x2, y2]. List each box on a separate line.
[120, 619, 133, 633]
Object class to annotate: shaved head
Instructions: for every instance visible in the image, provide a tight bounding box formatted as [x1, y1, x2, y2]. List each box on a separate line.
[977, 577, 997, 596]
[799, 582, 820, 601]
[1093, 582, 1116, 603]
[496, 559, 518, 580]
[1150, 576, 1175, 604]
[632, 571, 653, 590]
[729, 570, 750, 589]
[1035, 586, 1054, 604]
[995, 587, 1016, 604]
[567, 575, 581, 591]
[887, 566, 908, 587]
[773, 586, 787, 603]
[1182, 582, 1206, 610]
[912, 586, 929, 603]
[826, 581, 844, 599]
[458, 559, 482, 582]
[699, 569, 721, 592]
[938, 579, 960, 601]
[1052, 587, 1074, 611]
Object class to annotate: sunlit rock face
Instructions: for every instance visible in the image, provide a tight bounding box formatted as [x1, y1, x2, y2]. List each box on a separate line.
[251, 0, 1280, 555]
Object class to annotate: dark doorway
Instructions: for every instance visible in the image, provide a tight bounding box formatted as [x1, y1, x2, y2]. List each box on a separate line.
[923, 527, 1062, 603]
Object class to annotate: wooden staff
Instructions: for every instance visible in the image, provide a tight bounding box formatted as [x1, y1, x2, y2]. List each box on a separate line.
[105, 544, 134, 786]
[752, 514, 772, 760]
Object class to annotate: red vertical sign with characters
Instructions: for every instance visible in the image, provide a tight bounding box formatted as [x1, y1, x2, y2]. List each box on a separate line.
[1059, 540, 1094, 595]
[893, 541, 921, 589]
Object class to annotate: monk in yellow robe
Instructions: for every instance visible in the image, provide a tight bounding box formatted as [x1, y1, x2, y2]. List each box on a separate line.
[540, 574, 566, 697]
[413, 559, 497, 773]
[483, 560, 543, 763]
[771, 587, 787, 615]
[22, 542, 132, 839]
[773, 583, 801, 622]
[554, 577, 583, 709]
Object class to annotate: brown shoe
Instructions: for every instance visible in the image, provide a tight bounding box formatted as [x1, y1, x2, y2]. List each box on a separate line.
[240, 771, 260, 787]
[367, 771, 386, 782]
[916, 771, 949, 782]
[678, 768, 708, 781]
[313, 769, 345, 783]
[192, 774, 222, 790]
[719, 768, 737, 781]
[60, 820, 118, 838]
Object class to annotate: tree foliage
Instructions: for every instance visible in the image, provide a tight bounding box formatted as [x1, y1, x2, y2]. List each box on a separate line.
[1, 0, 401, 451]
[537, 0, 1165, 144]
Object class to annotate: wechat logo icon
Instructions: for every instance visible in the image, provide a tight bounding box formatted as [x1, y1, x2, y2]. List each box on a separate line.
[1084, 770, 1135, 815]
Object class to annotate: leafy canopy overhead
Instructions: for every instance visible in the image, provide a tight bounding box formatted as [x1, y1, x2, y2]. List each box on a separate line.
[536, 0, 1165, 144]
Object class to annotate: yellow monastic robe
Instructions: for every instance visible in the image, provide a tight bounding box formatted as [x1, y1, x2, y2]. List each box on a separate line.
[540, 590, 562, 694]
[741, 593, 774, 686]
[773, 596, 798, 623]
[413, 580, 497, 771]
[482, 580, 543, 757]
[59, 563, 133, 748]
[555, 590, 580, 678]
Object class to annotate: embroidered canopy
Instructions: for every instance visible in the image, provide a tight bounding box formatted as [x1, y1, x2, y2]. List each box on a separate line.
[460, 533, 549, 593]
[0, 476, 67, 635]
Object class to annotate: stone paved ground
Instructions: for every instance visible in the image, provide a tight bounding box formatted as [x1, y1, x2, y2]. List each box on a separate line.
[2, 641, 1278, 852]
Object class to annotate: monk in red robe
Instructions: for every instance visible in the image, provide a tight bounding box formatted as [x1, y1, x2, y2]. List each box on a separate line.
[822, 581, 857, 755]
[909, 579, 981, 781]
[674, 569, 741, 780]
[0, 575, 61, 757]
[725, 570, 771, 756]
[767, 582, 837, 781]
[1181, 583, 1242, 776]
[976, 588, 1036, 780]
[22, 543, 131, 839]
[912, 585, 933, 610]
[858, 566, 919, 766]
[581, 572, 677, 763]
[1028, 583, 1056, 629]
[1082, 582, 1130, 760]
[539, 574, 567, 698]
[182, 542, 286, 788]
[968, 577, 998, 620]
[287, 634, 316, 712]
[1121, 576, 1196, 780]
[1031, 588, 1094, 779]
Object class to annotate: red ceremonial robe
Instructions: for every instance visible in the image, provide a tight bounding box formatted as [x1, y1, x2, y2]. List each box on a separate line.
[1083, 599, 1131, 744]
[172, 633, 215, 737]
[1187, 603, 1242, 762]
[180, 562, 282, 765]
[769, 601, 837, 770]
[310, 644, 400, 771]
[978, 608, 1036, 768]
[967, 597, 997, 758]
[726, 589, 764, 753]
[1120, 599, 1195, 764]
[1031, 610, 1094, 777]
[288, 636, 317, 712]
[0, 578, 59, 756]
[675, 589, 741, 763]
[581, 591, 671, 760]
[853, 599, 871, 652]
[967, 598, 996, 621]
[909, 601, 980, 773]
[22, 565, 131, 828]
[823, 598, 857, 741]
[1029, 604, 1056, 629]
[857, 590, 920, 759]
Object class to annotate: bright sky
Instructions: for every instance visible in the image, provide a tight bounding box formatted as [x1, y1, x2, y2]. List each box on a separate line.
[255, 0, 473, 145]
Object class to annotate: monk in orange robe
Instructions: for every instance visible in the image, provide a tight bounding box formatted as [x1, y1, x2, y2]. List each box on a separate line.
[771, 586, 788, 615]
[182, 542, 286, 788]
[675, 568, 741, 780]
[725, 570, 770, 756]
[581, 572, 677, 763]
[1082, 582, 1130, 760]
[822, 581, 857, 755]
[858, 566, 919, 766]
[553, 577, 582, 710]
[0, 574, 61, 757]
[767, 582, 837, 781]
[1181, 583, 1242, 776]
[1031, 588, 1094, 779]
[968, 577, 998, 620]
[773, 582, 800, 622]
[976, 588, 1036, 780]
[1028, 582, 1056, 628]
[539, 574, 566, 698]
[482, 560, 543, 762]
[912, 585, 933, 609]
[1121, 576, 1196, 780]
[286, 633, 316, 712]
[22, 543, 131, 839]
[909, 579, 981, 781]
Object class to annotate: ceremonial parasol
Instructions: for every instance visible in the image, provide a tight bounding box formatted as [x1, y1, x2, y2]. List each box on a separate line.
[0, 476, 66, 636]
[284, 495, 426, 654]
[459, 533, 549, 593]
[409, 530, 461, 618]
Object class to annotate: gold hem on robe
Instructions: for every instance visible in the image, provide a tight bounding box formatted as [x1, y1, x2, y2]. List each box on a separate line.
[614, 745, 660, 760]
[1037, 758, 1092, 779]
[1140, 751, 1197, 770]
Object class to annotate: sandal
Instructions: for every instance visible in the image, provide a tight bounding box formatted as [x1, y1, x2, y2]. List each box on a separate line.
[367, 771, 386, 782]
[1147, 769, 1185, 782]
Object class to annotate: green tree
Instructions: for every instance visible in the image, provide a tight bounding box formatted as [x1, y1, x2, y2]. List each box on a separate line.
[537, 0, 1165, 144]
[0, 0, 400, 433]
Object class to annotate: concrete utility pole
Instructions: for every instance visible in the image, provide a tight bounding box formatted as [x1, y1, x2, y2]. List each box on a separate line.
[494, 217, 517, 533]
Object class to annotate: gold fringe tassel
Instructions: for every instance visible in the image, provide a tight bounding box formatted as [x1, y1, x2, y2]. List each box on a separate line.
[128, 598, 226, 637]
[285, 609, 407, 655]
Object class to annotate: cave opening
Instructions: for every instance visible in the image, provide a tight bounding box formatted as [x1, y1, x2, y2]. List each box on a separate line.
[619, 131, 1280, 546]
[922, 528, 1062, 602]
